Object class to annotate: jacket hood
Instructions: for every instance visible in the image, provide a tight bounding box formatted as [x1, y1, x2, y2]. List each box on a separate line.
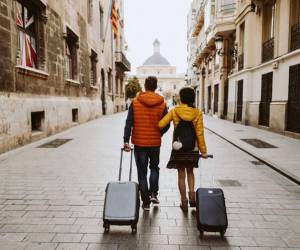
[174, 104, 199, 121]
[136, 91, 164, 107]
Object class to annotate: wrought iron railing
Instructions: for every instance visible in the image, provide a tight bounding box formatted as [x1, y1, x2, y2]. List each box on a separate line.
[262, 37, 274, 63]
[291, 22, 300, 51]
[238, 53, 244, 71]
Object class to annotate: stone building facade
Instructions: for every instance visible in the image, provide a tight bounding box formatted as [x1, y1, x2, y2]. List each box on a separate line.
[0, 0, 130, 153]
[188, 0, 300, 137]
[136, 40, 186, 106]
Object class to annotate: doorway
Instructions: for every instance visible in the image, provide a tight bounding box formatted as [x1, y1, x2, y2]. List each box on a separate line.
[214, 84, 219, 114]
[259, 72, 273, 126]
[236, 80, 243, 122]
[101, 69, 106, 115]
[223, 79, 229, 118]
[287, 64, 300, 133]
[208, 86, 212, 113]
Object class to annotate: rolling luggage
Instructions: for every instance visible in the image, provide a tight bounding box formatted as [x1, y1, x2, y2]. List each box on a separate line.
[196, 188, 228, 237]
[103, 148, 140, 233]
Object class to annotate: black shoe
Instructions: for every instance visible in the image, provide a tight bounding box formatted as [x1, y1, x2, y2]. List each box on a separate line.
[142, 203, 150, 211]
[150, 194, 160, 204]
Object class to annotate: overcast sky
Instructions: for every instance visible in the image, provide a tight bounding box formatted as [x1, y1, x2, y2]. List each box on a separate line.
[124, 0, 192, 74]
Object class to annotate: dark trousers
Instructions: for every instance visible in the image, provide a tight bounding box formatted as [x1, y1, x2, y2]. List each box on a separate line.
[134, 146, 160, 204]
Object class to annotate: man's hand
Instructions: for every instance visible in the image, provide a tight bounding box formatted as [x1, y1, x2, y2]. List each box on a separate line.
[123, 143, 131, 152]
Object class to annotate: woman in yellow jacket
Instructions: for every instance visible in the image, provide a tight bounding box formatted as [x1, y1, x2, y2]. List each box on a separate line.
[159, 87, 208, 211]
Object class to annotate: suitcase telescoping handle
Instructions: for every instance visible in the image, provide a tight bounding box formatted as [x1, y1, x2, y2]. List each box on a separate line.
[118, 147, 134, 182]
[200, 154, 213, 159]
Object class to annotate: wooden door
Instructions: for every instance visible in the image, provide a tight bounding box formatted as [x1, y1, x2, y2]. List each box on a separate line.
[259, 72, 273, 126]
[236, 80, 243, 121]
[214, 84, 219, 114]
[287, 64, 300, 133]
[208, 86, 212, 111]
[223, 79, 228, 117]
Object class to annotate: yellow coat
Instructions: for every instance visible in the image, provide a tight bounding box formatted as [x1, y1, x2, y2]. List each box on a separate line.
[158, 104, 207, 154]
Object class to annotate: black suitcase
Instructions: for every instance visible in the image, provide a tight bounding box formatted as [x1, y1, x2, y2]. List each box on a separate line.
[103, 148, 140, 233]
[196, 188, 228, 237]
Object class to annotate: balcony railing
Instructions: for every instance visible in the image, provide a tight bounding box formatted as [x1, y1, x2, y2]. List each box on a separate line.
[238, 53, 244, 71]
[291, 22, 300, 51]
[115, 52, 131, 72]
[262, 37, 274, 63]
[220, 3, 236, 13]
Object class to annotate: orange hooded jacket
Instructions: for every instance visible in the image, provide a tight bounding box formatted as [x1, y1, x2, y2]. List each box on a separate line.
[131, 92, 167, 147]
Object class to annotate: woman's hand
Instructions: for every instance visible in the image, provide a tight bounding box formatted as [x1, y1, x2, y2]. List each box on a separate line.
[201, 153, 209, 159]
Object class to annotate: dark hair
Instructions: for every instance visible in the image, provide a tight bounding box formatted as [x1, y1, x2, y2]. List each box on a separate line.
[179, 87, 195, 108]
[145, 76, 158, 91]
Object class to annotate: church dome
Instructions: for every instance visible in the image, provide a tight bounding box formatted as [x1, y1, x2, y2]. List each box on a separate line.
[143, 40, 171, 66]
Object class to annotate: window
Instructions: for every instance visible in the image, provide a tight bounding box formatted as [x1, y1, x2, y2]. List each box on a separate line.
[238, 22, 245, 70]
[290, 0, 300, 51]
[262, 0, 276, 62]
[108, 70, 112, 93]
[99, 4, 104, 40]
[65, 28, 78, 80]
[72, 109, 78, 123]
[219, 0, 235, 13]
[262, 0, 276, 42]
[87, 0, 93, 24]
[90, 50, 98, 85]
[239, 22, 245, 53]
[290, 0, 300, 26]
[31, 111, 45, 132]
[120, 79, 124, 95]
[16, 1, 38, 68]
[115, 76, 119, 94]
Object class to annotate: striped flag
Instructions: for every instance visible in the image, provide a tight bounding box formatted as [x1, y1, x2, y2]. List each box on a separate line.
[111, 0, 118, 37]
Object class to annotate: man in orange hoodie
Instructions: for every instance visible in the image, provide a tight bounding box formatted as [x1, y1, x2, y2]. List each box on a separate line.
[123, 76, 169, 210]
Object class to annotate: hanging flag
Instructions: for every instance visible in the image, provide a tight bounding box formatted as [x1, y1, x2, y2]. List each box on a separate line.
[16, 2, 23, 27]
[111, 0, 118, 37]
[16, 2, 37, 68]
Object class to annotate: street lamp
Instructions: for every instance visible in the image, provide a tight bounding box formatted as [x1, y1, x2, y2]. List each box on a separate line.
[215, 36, 224, 55]
[184, 74, 189, 85]
[215, 35, 238, 65]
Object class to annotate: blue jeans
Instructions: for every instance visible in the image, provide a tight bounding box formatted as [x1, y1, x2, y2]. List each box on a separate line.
[134, 146, 160, 204]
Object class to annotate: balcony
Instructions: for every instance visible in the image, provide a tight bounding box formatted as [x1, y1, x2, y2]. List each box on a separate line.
[262, 37, 274, 63]
[291, 22, 300, 51]
[115, 52, 131, 72]
[238, 53, 244, 71]
[192, 8, 205, 37]
[220, 3, 236, 14]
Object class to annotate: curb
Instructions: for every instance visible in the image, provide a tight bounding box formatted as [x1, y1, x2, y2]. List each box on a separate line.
[205, 126, 300, 186]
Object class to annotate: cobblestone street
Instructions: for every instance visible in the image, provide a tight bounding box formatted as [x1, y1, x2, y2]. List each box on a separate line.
[0, 112, 300, 250]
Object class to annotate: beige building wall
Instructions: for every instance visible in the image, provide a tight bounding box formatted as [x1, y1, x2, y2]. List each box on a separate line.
[0, 0, 130, 153]
[188, 0, 300, 137]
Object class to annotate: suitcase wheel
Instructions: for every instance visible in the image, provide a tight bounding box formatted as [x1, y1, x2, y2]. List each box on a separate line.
[103, 223, 110, 233]
[199, 230, 204, 238]
[131, 224, 137, 234]
[220, 230, 226, 237]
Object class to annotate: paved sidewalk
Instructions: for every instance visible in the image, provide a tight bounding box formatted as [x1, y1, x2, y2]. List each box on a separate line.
[0, 112, 299, 249]
[204, 115, 300, 184]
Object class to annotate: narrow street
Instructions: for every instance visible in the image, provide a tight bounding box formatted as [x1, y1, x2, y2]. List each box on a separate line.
[0, 113, 299, 250]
